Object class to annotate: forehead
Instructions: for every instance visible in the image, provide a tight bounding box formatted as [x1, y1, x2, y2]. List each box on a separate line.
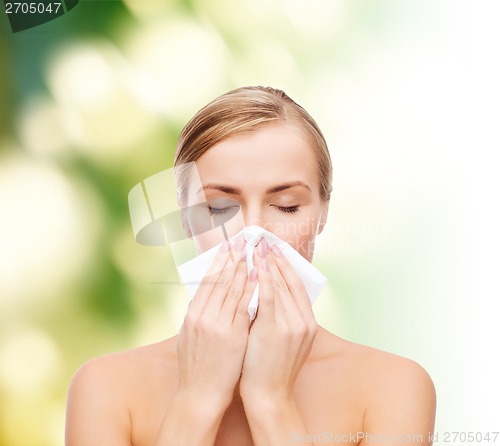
[191, 123, 318, 192]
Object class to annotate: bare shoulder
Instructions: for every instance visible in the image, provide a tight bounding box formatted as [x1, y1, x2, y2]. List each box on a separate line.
[314, 326, 436, 437]
[315, 326, 435, 390]
[66, 338, 177, 446]
[346, 336, 435, 402]
[69, 337, 177, 392]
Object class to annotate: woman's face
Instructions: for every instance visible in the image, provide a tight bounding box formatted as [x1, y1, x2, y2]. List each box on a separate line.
[184, 123, 328, 261]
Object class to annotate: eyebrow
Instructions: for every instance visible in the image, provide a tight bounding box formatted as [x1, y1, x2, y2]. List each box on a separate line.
[197, 181, 311, 195]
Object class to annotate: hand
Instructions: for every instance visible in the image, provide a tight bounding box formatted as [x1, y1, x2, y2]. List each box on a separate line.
[176, 236, 258, 410]
[240, 239, 318, 404]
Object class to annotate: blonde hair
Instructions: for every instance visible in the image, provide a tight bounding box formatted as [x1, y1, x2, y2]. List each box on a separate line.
[174, 86, 332, 204]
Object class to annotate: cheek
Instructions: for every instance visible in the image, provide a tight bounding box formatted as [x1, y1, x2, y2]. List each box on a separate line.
[193, 228, 225, 253]
[289, 228, 317, 261]
[190, 209, 246, 254]
[265, 215, 319, 260]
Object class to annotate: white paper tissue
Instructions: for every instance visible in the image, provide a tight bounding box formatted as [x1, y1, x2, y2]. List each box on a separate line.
[176, 226, 327, 320]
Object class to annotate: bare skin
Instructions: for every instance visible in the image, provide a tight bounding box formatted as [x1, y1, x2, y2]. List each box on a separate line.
[66, 325, 435, 445]
[65, 124, 436, 445]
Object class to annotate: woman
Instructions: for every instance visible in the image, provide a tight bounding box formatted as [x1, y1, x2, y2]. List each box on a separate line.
[65, 86, 436, 446]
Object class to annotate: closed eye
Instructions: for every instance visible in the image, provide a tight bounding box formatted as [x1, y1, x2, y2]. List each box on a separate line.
[275, 205, 300, 214]
[208, 206, 235, 216]
[206, 198, 240, 216]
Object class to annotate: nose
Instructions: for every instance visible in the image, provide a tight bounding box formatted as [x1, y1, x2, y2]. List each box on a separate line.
[237, 206, 271, 245]
[243, 226, 266, 246]
[241, 204, 263, 230]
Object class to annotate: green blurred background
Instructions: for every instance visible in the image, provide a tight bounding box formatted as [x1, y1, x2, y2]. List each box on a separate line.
[1, 0, 499, 444]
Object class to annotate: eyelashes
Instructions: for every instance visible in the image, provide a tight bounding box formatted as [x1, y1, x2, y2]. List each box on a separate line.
[208, 207, 233, 216]
[208, 205, 300, 215]
[276, 205, 299, 214]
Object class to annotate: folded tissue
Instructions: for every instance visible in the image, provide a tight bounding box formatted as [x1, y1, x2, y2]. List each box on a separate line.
[176, 226, 327, 320]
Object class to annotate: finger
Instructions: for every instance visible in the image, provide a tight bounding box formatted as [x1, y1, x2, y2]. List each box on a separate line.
[262, 241, 302, 324]
[219, 246, 249, 319]
[233, 266, 258, 328]
[254, 239, 275, 323]
[203, 237, 247, 318]
[266, 244, 318, 348]
[188, 240, 233, 317]
[270, 243, 315, 320]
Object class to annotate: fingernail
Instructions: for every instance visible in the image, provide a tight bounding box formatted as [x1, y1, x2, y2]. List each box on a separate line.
[249, 267, 258, 281]
[221, 240, 230, 252]
[262, 238, 270, 253]
[271, 244, 282, 257]
[260, 258, 269, 271]
[257, 239, 266, 258]
[234, 235, 246, 251]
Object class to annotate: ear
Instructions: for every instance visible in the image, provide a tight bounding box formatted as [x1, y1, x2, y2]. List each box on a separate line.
[317, 200, 330, 235]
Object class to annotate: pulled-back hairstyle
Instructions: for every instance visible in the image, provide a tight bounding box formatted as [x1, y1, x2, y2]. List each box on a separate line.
[174, 86, 332, 205]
